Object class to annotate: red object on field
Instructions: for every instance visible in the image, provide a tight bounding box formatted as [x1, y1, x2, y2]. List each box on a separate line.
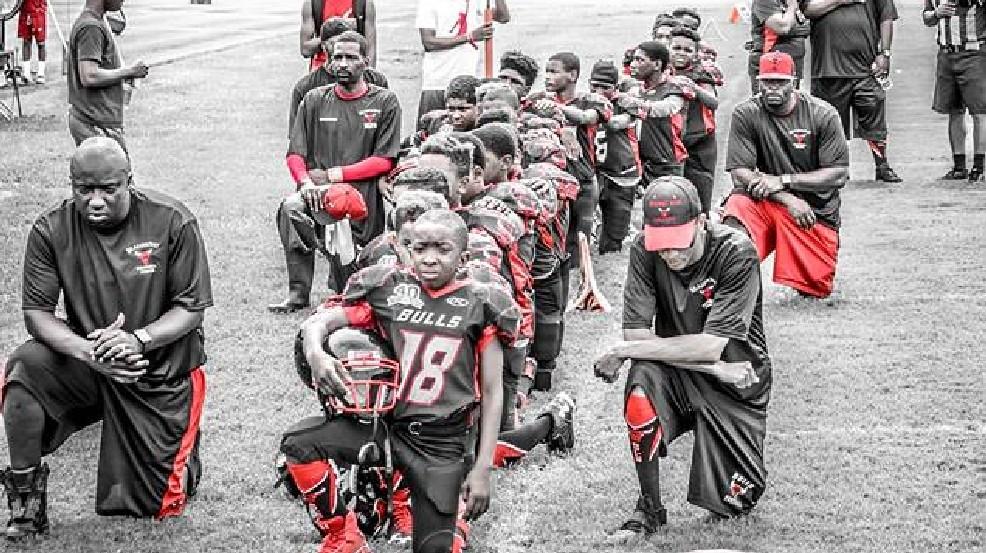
[484, 1, 494, 78]
[728, 6, 741, 23]
[567, 232, 612, 313]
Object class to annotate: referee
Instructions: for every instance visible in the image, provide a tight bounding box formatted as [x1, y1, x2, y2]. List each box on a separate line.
[924, 0, 986, 182]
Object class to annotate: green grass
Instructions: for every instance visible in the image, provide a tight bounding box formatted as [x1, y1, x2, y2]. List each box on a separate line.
[1, 1, 984, 552]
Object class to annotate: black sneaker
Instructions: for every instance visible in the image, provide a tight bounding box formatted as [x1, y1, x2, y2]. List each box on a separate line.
[942, 168, 968, 180]
[532, 370, 552, 392]
[969, 167, 984, 183]
[542, 392, 576, 454]
[875, 165, 903, 183]
[606, 495, 667, 544]
[2, 463, 49, 541]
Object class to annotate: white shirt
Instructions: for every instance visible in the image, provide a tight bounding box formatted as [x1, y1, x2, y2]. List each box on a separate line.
[416, 0, 486, 91]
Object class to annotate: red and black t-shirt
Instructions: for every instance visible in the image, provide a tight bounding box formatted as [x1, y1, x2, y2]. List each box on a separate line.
[341, 265, 520, 423]
[725, 93, 849, 229]
[353, 231, 403, 272]
[750, 0, 809, 56]
[637, 82, 689, 170]
[288, 84, 401, 245]
[808, 0, 898, 78]
[22, 188, 213, 382]
[622, 224, 771, 402]
[679, 66, 719, 148]
[596, 101, 642, 186]
[554, 93, 611, 184]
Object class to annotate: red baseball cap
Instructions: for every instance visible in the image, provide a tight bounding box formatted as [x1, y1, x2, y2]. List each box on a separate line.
[312, 184, 368, 225]
[641, 176, 702, 251]
[757, 52, 796, 80]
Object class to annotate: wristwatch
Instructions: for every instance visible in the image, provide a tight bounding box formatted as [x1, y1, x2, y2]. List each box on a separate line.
[781, 174, 793, 188]
[133, 328, 153, 352]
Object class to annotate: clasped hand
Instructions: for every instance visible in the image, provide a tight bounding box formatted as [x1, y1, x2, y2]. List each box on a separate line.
[86, 313, 148, 384]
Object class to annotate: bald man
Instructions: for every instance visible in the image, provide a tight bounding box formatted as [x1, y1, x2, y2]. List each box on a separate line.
[1, 138, 213, 539]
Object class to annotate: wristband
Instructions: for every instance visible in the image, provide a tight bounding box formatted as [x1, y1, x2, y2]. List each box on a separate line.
[781, 174, 793, 188]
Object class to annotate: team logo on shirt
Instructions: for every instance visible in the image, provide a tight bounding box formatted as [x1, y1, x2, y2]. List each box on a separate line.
[446, 297, 469, 308]
[689, 278, 716, 308]
[723, 472, 755, 509]
[359, 109, 381, 130]
[387, 283, 424, 309]
[789, 129, 812, 150]
[126, 241, 160, 275]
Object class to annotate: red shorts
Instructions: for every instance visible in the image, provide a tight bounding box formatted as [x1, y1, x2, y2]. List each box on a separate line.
[17, 0, 47, 42]
[723, 194, 839, 298]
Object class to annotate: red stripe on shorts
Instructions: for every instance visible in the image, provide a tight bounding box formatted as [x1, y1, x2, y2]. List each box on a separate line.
[157, 367, 206, 519]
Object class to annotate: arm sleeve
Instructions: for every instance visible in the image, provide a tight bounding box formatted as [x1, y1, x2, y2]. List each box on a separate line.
[166, 219, 214, 312]
[21, 221, 61, 312]
[724, 106, 760, 171]
[287, 154, 310, 184]
[621, 242, 658, 330]
[74, 25, 106, 64]
[340, 156, 395, 181]
[370, 93, 402, 159]
[817, 107, 850, 168]
[703, 249, 761, 340]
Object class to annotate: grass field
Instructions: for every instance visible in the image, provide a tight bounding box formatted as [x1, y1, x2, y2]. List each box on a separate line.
[1, 1, 984, 552]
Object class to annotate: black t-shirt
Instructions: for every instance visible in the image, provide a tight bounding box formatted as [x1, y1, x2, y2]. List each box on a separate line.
[808, 0, 898, 78]
[341, 265, 520, 423]
[725, 93, 849, 228]
[553, 94, 609, 184]
[22, 188, 213, 382]
[637, 82, 689, 168]
[750, 0, 810, 54]
[622, 225, 771, 401]
[288, 84, 402, 245]
[596, 101, 642, 184]
[68, 13, 123, 125]
[288, 69, 390, 136]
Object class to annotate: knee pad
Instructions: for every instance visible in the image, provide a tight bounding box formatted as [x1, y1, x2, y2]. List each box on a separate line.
[285, 459, 344, 526]
[625, 393, 662, 463]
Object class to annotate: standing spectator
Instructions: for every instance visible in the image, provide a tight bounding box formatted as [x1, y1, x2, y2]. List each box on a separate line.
[923, 0, 986, 183]
[300, 0, 377, 71]
[16, 0, 46, 84]
[2, 138, 212, 538]
[67, 0, 149, 150]
[803, 0, 903, 183]
[271, 32, 401, 312]
[748, 0, 811, 93]
[723, 52, 849, 299]
[415, 0, 510, 122]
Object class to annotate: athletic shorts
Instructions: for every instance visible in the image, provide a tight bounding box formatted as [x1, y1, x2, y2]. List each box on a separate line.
[281, 415, 470, 552]
[723, 194, 840, 298]
[811, 76, 887, 141]
[68, 110, 127, 151]
[2, 340, 205, 518]
[683, 134, 717, 214]
[17, 1, 46, 42]
[933, 50, 986, 115]
[417, 89, 447, 126]
[625, 360, 769, 517]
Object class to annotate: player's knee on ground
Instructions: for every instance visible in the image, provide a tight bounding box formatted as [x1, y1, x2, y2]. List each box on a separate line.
[625, 387, 662, 463]
[416, 530, 455, 553]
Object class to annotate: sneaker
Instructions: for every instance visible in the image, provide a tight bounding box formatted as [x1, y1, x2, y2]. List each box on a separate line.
[2, 463, 50, 541]
[387, 487, 412, 547]
[874, 165, 902, 183]
[605, 495, 666, 544]
[318, 511, 371, 553]
[542, 392, 576, 454]
[942, 168, 968, 180]
[531, 370, 552, 393]
[969, 167, 984, 183]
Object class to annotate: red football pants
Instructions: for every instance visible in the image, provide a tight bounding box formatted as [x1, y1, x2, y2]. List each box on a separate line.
[723, 194, 839, 298]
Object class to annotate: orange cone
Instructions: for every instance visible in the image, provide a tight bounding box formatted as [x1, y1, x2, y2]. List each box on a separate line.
[728, 6, 741, 23]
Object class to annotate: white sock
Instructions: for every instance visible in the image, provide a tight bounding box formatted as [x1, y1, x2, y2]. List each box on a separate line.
[38, 61, 45, 75]
[20, 59, 29, 73]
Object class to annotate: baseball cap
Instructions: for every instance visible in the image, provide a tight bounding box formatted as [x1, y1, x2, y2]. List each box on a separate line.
[641, 176, 702, 251]
[312, 184, 368, 226]
[757, 52, 796, 80]
[589, 60, 620, 87]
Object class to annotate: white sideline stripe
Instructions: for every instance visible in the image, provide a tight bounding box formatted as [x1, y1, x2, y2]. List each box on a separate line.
[772, 424, 985, 438]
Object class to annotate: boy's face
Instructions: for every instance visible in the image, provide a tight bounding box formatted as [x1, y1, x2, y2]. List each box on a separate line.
[670, 36, 697, 70]
[590, 82, 617, 100]
[498, 68, 530, 98]
[409, 222, 467, 290]
[630, 50, 659, 81]
[446, 97, 478, 131]
[544, 60, 574, 93]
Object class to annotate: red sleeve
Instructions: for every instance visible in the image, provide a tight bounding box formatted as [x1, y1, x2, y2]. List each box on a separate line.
[477, 325, 498, 355]
[340, 156, 395, 182]
[342, 301, 376, 329]
[286, 154, 309, 186]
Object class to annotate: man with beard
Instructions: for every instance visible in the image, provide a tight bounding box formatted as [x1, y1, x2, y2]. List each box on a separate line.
[722, 52, 849, 299]
[272, 31, 401, 312]
[670, 26, 721, 213]
[67, 0, 149, 149]
[803, 0, 903, 183]
[289, 18, 389, 135]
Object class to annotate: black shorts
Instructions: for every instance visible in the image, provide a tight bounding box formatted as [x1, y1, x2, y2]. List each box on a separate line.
[3, 340, 205, 517]
[625, 360, 769, 516]
[933, 50, 986, 115]
[281, 415, 470, 552]
[811, 76, 887, 141]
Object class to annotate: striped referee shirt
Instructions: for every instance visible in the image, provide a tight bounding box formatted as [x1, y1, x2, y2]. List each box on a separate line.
[924, 0, 986, 47]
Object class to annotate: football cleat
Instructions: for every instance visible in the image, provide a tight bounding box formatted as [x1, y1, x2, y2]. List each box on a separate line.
[941, 168, 968, 180]
[874, 165, 902, 183]
[2, 463, 49, 541]
[318, 511, 371, 553]
[387, 487, 412, 548]
[606, 495, 666, 544]
[542, 392, 576, 454]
